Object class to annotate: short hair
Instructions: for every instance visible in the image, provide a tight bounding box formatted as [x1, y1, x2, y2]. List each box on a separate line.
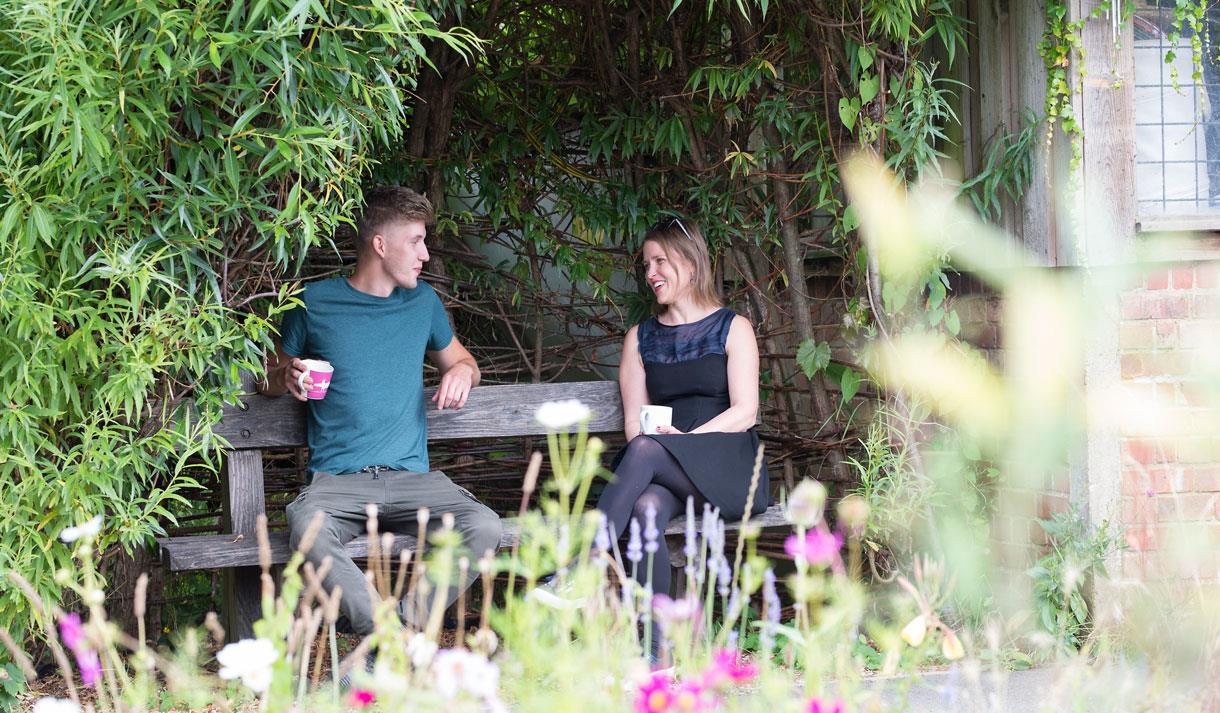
[642, 218, 722, 310]
[355, 186, 434, 252]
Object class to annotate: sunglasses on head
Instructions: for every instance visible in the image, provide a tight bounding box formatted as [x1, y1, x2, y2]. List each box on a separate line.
[653, 217, 695, 241]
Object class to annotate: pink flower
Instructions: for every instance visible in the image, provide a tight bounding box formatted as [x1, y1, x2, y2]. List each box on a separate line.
[75, 648, 102, 687]
[701, 648, 758, 688]
[671, 679, 717, 712]
[652, 594, 700, 633]
[636, 670, 675, 713]
[347, 688, 376, 707]
[58, 613, 85, 652]
[808, 697, 846, 713]
[784, 528, 842, 567]
[58, 614, 102, 687]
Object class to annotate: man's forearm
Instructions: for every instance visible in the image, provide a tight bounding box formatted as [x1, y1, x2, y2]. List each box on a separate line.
[259, 361, 291, 396]
[455, 358, 481, 387]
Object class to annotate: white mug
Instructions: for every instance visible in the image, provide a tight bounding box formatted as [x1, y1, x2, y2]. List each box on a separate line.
[639, 405, 673, 435]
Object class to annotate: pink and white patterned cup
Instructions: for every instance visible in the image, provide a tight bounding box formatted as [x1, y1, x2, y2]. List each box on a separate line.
[296, 359, 334, 400]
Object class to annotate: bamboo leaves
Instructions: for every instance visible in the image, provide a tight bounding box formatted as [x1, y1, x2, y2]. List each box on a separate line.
[0, 0, 475, 646]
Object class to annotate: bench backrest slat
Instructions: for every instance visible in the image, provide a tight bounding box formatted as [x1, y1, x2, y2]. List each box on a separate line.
[215, 380, 625, 450]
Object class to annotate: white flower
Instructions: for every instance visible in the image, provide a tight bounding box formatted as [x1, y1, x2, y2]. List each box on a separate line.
[407, 632, 438, 669]
[784, 479, 827, 528]
[33, 698, 81, 713]
[372, 658, 409, 696]
[534, 400, 592, 430]
[60, 515, 103, 543]
[900, 615, 927, 647]
[432, 648, 499, 700]
[216, 638, 278, 693]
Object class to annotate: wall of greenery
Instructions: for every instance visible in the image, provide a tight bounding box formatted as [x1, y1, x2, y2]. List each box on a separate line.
[0, 0, 477, 649]
[1, 0, 989, 653]
[372, 0, 969, 488]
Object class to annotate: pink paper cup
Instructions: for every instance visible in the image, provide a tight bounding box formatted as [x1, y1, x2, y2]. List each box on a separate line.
[296, 359, 334, 400]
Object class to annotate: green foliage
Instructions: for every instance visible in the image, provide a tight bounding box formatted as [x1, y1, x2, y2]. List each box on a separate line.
[959, 111, 1040, 223]
[0, 0, 476, 649]
[1039, 1, 1205, 178]
[796, 339, 832, 380]
[848, 417, 928, 565]
[0, 662, 26, 709]
[1164, 0, 1207, 88]
[1028, 506, 1125, 653]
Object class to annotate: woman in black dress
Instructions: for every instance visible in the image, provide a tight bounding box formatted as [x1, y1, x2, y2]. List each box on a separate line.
[598, 218, 770, 607]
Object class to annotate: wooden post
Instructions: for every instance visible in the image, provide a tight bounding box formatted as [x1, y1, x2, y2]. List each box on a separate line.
[221, 449, 266, 640]
[1074, 0, 1135, 607]
[221, 372, 269, 640]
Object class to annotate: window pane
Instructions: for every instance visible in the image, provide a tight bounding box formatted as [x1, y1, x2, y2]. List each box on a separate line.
[1133, 1, 1219, 216]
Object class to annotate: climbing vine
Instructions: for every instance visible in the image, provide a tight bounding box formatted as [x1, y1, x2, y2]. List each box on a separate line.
[1039, 0, 1209, 175]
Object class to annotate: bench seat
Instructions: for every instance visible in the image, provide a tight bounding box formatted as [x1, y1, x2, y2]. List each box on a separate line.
[158, 504, 790, 571]
[160, 378, 783, 637]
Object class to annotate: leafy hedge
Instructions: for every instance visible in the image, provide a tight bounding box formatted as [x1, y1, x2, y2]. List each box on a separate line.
[0, 0, 476, 646]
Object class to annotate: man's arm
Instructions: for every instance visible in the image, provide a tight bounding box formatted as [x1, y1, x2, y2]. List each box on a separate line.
[260, 338, 310, 401]
[427, 337, 480, 410]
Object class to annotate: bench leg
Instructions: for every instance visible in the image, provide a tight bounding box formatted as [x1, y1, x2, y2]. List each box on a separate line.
[223, 566, 262, 641]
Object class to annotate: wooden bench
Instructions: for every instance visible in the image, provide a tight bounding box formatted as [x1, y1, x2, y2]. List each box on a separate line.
[158, 379, 786, 638]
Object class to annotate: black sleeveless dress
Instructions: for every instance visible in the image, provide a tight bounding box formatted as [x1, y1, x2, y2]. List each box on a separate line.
[614, 308, 770, 520]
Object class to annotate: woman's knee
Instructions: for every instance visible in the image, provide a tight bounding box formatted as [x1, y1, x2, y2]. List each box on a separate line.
[630, 490, 666, 523]
[624, 435, 664, 462]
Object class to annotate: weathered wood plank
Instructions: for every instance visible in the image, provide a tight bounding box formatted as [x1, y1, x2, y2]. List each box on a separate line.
[214, 381, 625, 450]
[221, 448, 266, 640]
[161, 505, 791, 571]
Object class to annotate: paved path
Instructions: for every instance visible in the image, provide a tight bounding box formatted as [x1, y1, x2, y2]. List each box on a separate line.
[856, 663, 1201, 711]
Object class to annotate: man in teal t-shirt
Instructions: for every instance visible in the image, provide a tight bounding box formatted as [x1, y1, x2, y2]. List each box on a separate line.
[261, 187, 501, 635]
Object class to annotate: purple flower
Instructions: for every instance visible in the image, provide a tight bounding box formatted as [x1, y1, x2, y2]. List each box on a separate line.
[717, 559, 731, 597]
[627, 518, 643, 564]
[683, 497, 697, 561]
[75, 648, 102, 687]
[784, 528, 842, 567]
[761, 568, 780, 651]
[595, 514, 612, 552]
[58, 613, 85, 652]
[643, 504, 659, 554]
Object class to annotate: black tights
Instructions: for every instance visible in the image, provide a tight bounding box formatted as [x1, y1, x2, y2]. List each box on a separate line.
[597, 436, 706, 601]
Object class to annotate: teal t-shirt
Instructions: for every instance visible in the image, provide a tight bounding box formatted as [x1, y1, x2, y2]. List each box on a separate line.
[279, 277, 454, 475]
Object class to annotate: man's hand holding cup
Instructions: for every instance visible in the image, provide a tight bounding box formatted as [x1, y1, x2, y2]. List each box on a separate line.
[285, 358, 333, 401]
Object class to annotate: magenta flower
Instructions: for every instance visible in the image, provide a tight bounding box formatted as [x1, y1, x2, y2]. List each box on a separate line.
[58, 613, 102, 687]
[701, 648, 758, 688]
[671, 679, 718, 712]
[75, 649, 102, 687]
[808, 697, 846, 713]
[58, 613, 85, 652]
[347, 688, 376, 707]
[784, 528, 842, 567]
[635, 670, 675, 713]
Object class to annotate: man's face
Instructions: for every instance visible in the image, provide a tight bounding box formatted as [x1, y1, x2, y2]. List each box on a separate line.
[377, 220, 429, 289]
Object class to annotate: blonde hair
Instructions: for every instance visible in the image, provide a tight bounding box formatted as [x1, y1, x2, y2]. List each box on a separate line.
[643, 218, 722, 311]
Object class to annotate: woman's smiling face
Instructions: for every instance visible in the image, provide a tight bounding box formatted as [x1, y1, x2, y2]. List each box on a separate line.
[642, 239, 692, 305]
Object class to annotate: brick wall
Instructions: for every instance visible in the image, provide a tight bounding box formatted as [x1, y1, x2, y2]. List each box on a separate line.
[1118, 261, 1220, 582]
[955, 285, 1073, 570]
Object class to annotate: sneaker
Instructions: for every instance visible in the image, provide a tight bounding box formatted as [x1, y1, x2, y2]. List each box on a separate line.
[337, 651, 376, 691]
[526, 574, 586, 610]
